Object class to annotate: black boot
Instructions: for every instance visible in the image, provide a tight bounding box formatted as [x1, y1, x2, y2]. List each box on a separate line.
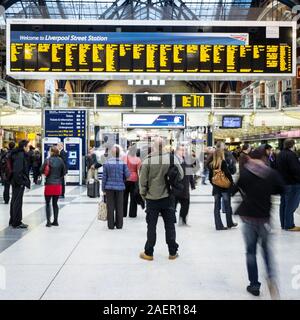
[52, 207, 59, 226]
[46, 205, 52, 227]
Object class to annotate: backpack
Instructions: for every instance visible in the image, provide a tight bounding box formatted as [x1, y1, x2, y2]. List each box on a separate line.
[0, 153, 13, 181]
[165, 154, 184, 197]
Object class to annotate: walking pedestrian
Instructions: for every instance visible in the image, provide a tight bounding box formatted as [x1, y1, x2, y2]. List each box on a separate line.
[233, 148, 284, 298]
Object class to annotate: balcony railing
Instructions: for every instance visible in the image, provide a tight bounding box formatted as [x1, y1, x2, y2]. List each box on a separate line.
[1, 78, 300, 112]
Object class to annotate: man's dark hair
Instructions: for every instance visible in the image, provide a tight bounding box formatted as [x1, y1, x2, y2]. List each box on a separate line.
[264, 144, 273, 150]
[283, 139, 295, 150]
[18, 140, 29, 150]
[8, 141, 15, 150]
[242, 143, 250, 151]
[249, 147, 266, 160]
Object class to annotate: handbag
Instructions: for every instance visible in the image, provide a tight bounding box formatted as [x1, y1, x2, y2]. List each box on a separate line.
[212, 164, 231, 189]
[44, 160, 51, 177]
[98, 196, 107, 221]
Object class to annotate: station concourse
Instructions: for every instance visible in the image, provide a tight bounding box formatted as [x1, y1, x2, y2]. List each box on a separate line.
[0, 0, 300, 302]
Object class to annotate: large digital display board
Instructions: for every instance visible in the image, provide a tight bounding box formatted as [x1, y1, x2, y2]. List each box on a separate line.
[7, 20, 296, 80]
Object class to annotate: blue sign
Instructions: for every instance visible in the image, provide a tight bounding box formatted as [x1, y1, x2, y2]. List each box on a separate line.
[11, 31, 248, 45]
[44, 110, 86, 155]
[222, 116, 243, 128]
[123, 114, 186, 128]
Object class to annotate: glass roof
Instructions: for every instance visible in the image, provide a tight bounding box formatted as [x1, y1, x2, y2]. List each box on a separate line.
[5, 0, 254, 20]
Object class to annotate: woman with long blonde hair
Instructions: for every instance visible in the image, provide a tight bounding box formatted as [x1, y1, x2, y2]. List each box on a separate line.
[209, 148, 234, 230]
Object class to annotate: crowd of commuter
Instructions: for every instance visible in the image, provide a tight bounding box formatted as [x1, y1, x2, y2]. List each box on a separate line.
[0, 136, 300, 298]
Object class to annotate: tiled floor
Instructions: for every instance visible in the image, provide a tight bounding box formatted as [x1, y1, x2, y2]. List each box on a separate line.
[0, 183, 299, 300]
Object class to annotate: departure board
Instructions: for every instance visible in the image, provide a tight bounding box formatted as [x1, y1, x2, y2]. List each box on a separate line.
[7, 20, 296, 79]
[175, 94, 211, 108]
[136, 94, 173, 109]
[96, 94, 133, 108]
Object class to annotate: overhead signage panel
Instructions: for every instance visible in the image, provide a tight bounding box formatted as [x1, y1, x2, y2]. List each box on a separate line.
[122, 113, 186, 128]
[7, 20, 296, 79]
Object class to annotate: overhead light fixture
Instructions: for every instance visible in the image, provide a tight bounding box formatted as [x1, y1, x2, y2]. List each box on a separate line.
[135, 80, 141, 85]
[159, 80, 165, 86]
[152, 80, 158, 86]
[143, 80, 150, 85]
[128, 80, 134, 85]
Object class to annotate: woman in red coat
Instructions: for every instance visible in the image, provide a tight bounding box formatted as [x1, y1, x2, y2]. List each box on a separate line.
[41, 146, 66, 227]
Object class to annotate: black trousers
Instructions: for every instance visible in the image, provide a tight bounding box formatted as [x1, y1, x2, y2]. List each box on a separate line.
[45, 195, 59, 223]
[123, 181, 138, 218]
[10, 185, 25, 227]
[3, 181, 11, 204]
[144, 197, 178, 256]
[175, 197, 190, 224]
[32, 167, 40, 184]
[106, 190, 124, 229]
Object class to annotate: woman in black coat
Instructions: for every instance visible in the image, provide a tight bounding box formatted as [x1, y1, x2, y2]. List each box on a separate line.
[41, 146, 66, 227]
[209, 149, 235, 230]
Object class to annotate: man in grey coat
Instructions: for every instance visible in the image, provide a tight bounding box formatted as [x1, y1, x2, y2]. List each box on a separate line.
[139, 137, 184, 261]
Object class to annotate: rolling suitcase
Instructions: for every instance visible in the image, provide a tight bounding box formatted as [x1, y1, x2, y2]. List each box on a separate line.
[87, 179, 100, 198]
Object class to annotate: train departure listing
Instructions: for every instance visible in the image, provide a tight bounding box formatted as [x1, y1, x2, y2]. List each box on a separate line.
[10, 41, 293, 74]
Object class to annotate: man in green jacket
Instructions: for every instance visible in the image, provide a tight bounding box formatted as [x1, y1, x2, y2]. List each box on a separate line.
[139, 137, 184, 261]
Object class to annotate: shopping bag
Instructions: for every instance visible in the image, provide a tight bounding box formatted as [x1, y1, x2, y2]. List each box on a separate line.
[98, 196, 107, 221]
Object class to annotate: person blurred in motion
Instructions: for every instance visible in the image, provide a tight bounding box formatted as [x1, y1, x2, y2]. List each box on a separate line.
[232, 146, 241, 162]
[264, 144, 276, 169]
[10, 140, 31, 229]
[209, 148, 234, 230]
[123, 145, 142, 218]
[174, 144, 195, 226]
[239, 143, 251, 171]
[232, 148, 284, 298]
[0, 142, 15, 204]
[102, 145, 130, 230]
[139, 137, 183, 261]
[41, 146, 66, 227]
[32, 148, 42, 184]
[276, 139, 300, 231]
[57, 142, 68, 198]
[86, 147, 101, 181]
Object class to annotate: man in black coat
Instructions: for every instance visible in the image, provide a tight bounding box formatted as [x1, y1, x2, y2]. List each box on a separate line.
[1, 141, 15, 204]
[57, 142, 68, 198]
[276, 139, 300, 231]
[174, 145, 195, 226]
[10, 140, 31, 228]
[233, 148, 284, 298]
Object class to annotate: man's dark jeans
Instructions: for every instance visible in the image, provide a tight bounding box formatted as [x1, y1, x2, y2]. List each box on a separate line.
[144, 196, 178, 256]
[242, 218, 276, 288]
[280, 184, 300, 230]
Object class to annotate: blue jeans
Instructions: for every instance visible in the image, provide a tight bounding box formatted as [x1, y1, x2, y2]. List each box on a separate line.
[280, 184, 300, 230]
[242, 218, 276, 287]
[214, 192, 234, 229]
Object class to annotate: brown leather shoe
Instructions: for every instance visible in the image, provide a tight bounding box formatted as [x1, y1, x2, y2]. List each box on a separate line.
[288, 226, 300, 231]
[140, 252, 154, 261]
[169, 253, 179, 260]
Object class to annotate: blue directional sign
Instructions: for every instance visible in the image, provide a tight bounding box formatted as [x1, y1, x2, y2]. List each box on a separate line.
[122, 114, 186, 128]
[44, 110, 87, 155]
